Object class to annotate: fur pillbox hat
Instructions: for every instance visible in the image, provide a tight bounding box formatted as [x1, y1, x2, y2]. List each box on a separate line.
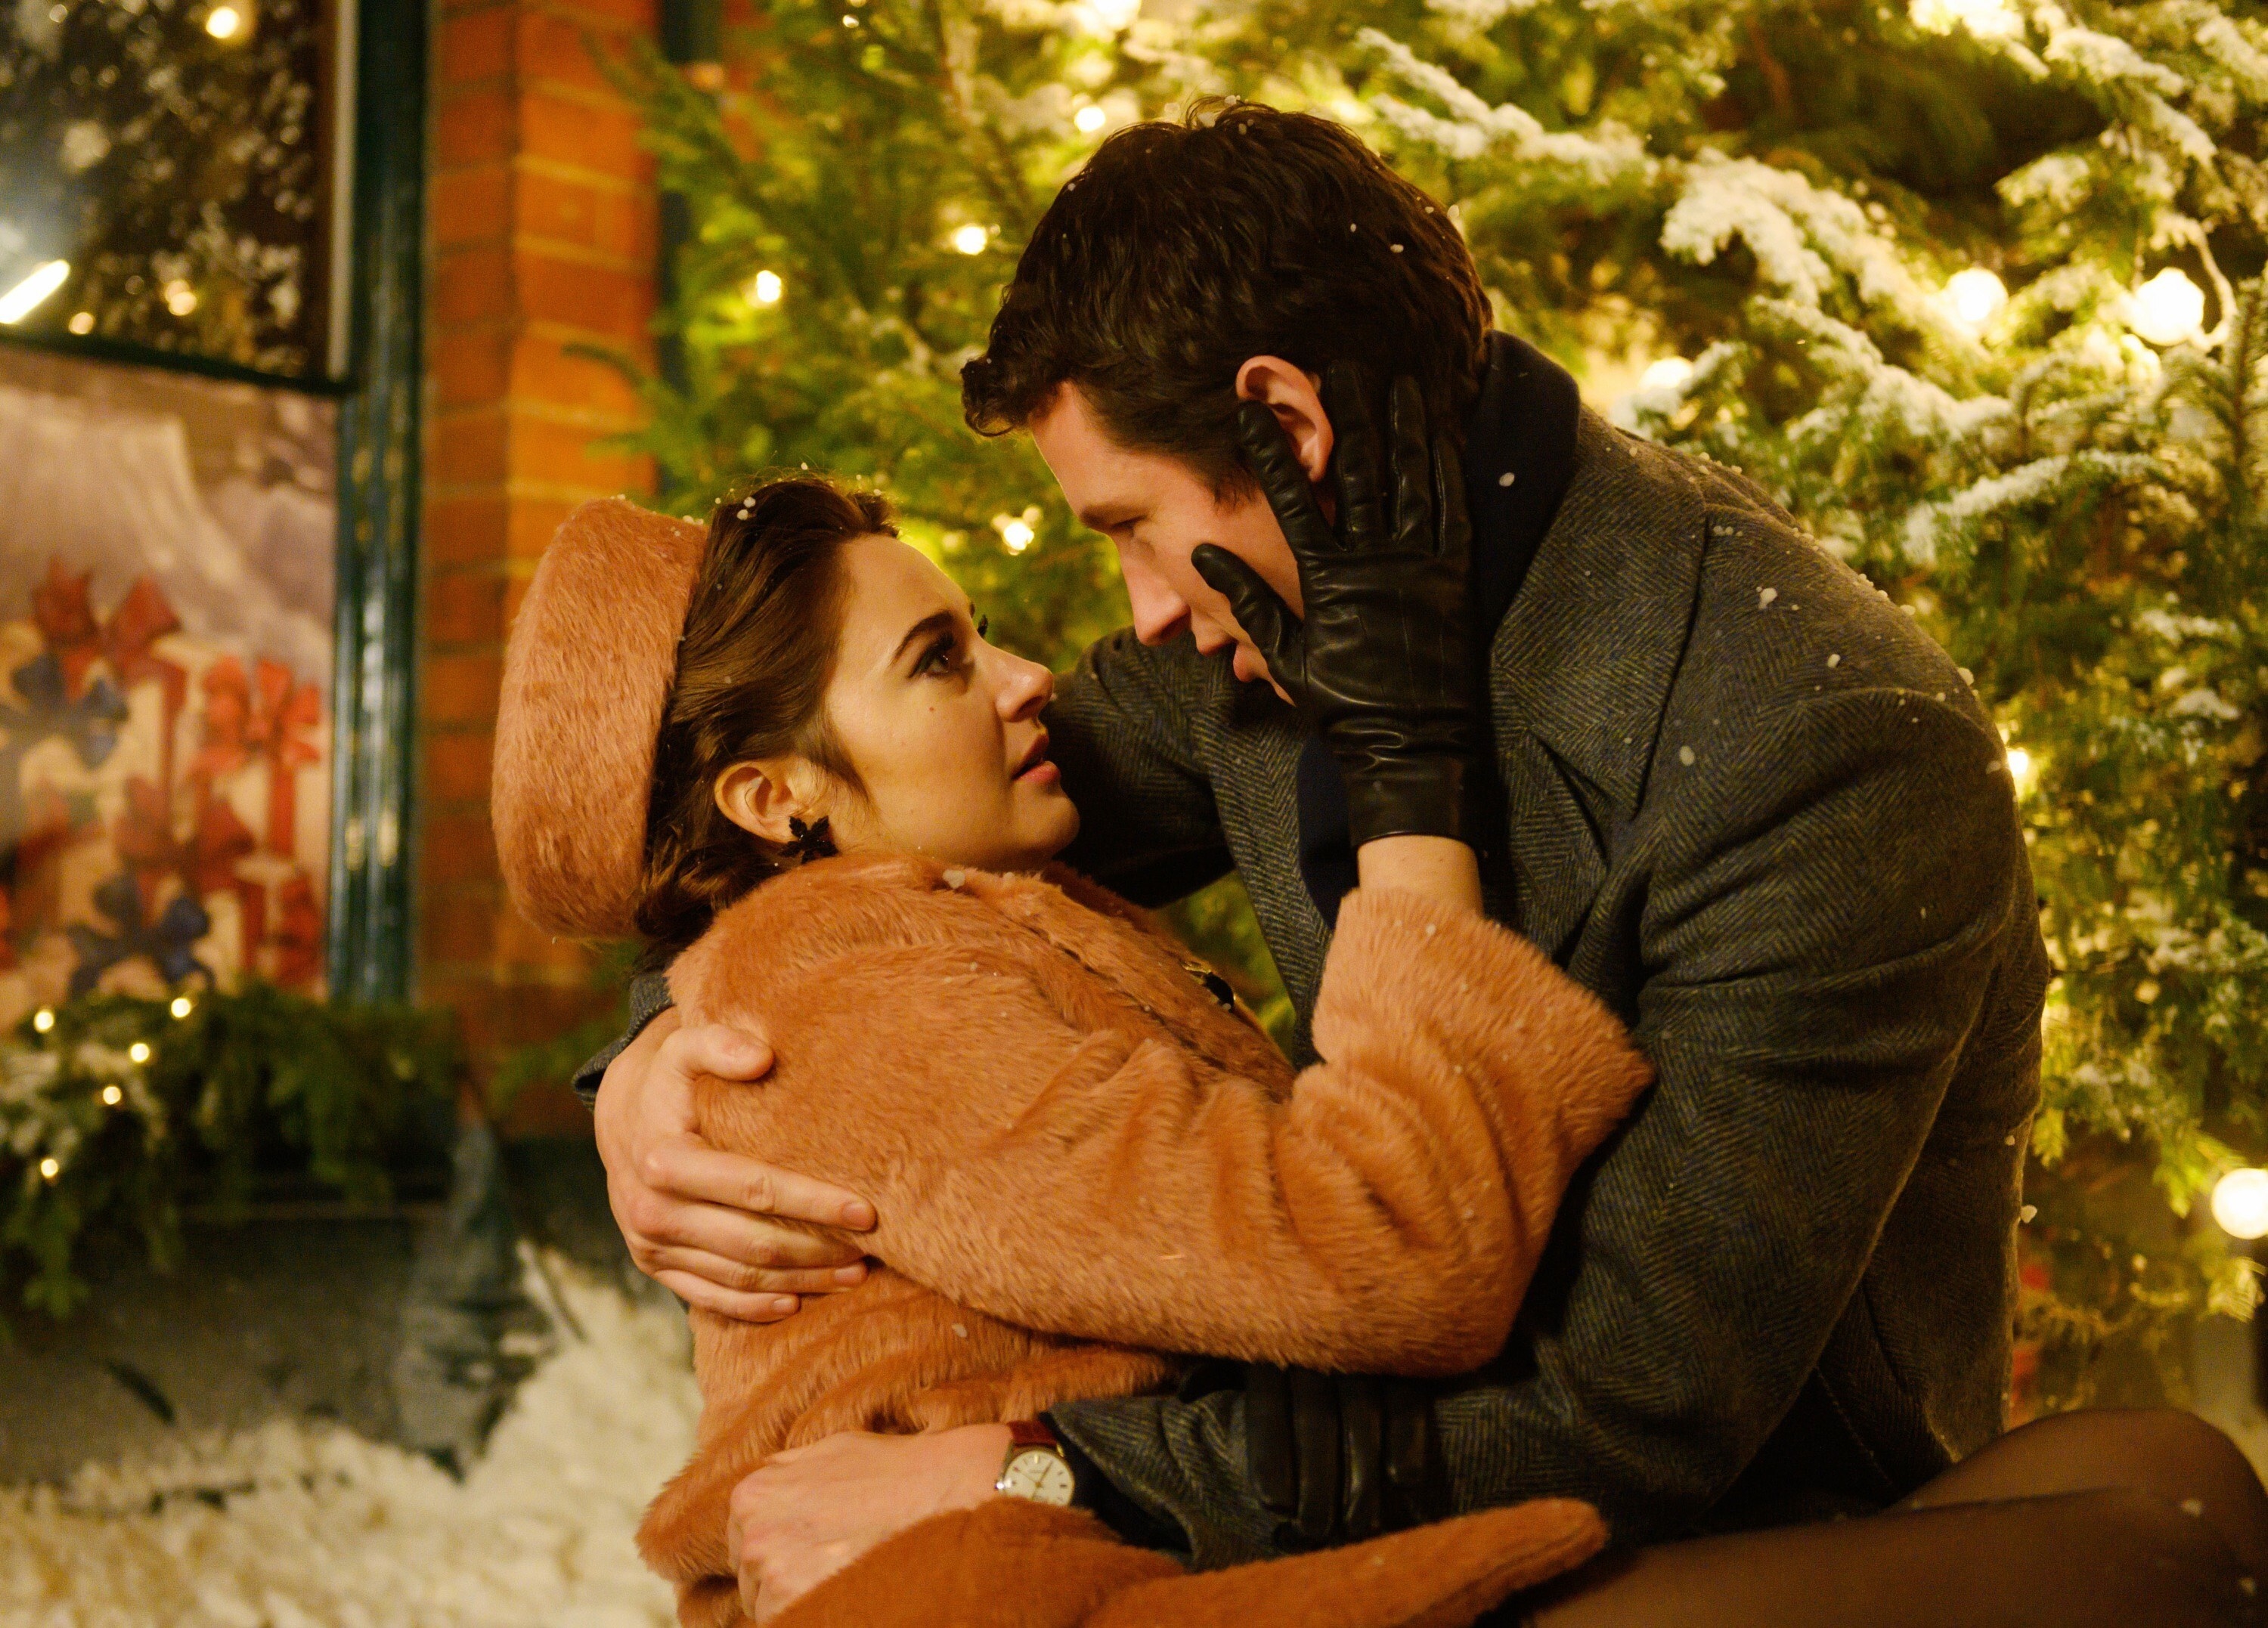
[493, 497, 708, 939]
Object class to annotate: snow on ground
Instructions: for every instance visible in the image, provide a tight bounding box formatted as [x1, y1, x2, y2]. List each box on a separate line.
[0, 1256, 698, 1628]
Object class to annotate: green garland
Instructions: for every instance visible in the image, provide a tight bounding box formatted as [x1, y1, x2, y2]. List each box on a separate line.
[1, 984, 460, 1319]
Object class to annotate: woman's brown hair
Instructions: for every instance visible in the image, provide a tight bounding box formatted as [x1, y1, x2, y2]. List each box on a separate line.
[636, 476, 895, 960]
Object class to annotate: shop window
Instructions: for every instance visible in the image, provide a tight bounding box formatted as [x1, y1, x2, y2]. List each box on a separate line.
[2, 0, 421, 1010]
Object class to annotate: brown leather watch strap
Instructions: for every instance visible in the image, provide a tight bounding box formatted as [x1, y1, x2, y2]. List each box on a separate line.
[1006, 1419, 1060, 1452]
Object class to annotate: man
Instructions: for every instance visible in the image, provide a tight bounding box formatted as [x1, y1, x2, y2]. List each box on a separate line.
[581, 101, 2051, 1605]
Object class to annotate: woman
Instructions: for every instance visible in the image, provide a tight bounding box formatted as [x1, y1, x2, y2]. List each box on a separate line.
[492, 476, 1655, 1628]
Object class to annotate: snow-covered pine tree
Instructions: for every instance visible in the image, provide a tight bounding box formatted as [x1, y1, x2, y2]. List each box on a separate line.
[617, 0, 2268, 1408]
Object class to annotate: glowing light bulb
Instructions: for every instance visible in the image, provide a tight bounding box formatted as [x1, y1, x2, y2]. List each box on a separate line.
[128, 1041, 151, 1064]
[2129, 269, 2205, 347]
[163, 279, 198, 316]
[0, 260, 70, 325]
[169, 995, 194, 1019]
[67, 310, 92, 334]
[999, 518, 1035, 553]
[1639, 357, 1694, 392]
[746, 270, 783, 307]
[101, 1085, 123, 1106]
[1945, 268, 2007, 328]
[2005, 747, 2034, 797]
[951, 225, 990, 256]
[32, 1008, 56, 1034]
[206, 4, 242, 37]
[1075, 104, 1107, 134]
[38, 1157, 60, 1181]
[2213, 1168, 2268, 1240]
[1910, 0, 2022, 36]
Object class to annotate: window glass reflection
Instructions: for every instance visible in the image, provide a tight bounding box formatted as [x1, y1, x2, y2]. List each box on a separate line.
[0, 0, 339, 378]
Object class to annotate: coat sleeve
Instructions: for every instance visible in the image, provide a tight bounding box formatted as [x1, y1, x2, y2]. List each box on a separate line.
[572, 968, 675, 1106]
[689, 886, 1650, 1379]
[1045, 692, 2050, 1564]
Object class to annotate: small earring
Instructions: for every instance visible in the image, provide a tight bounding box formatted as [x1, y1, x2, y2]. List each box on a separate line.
[785, 816, 837, 863]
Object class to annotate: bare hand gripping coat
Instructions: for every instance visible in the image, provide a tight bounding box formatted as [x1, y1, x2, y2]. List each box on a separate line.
[494, 497, 1656, 1628]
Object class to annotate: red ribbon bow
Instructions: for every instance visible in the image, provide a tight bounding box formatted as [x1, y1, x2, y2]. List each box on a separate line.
[30, 562, 103, 700]
[31, 564, 191, 788]
[194, 657, 323, 856]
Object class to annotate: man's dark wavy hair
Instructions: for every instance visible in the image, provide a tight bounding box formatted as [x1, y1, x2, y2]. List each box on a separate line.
[960, 98, 1493, 498]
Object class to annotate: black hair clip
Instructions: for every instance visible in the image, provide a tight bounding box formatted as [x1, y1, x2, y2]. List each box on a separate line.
[785, 816, 837, 863]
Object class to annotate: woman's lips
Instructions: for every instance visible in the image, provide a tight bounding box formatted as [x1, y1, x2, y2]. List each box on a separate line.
[1013, 732, 1055, 782]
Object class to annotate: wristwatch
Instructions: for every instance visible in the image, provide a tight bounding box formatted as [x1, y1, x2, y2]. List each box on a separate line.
[995, 1419, 1077, 1506]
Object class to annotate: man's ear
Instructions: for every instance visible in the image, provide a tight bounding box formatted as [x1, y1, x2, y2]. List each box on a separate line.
[714, 760, 816, 846]
[1235, 356, 1333, 486]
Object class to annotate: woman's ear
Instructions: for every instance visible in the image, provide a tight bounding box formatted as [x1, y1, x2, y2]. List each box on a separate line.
[1234, 356, 1334, 485]
[714, 760, 815, 846]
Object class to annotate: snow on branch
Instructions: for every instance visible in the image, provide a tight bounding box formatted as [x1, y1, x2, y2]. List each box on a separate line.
[1661, 156, 1950, 335]
[2040, 20, 2189, 97]
[2195, 10, 2268, 95]
[2026, 6, 2221, 168]
[1999, 150, 2096, 213]
[2134, 90, 2220, 165]
[1901, 450, 2161, 562]
[1746, 296, 2010, 451]
[1421, 0, 1544, 27]
[1356, 29, 1653, 182]
[2135, 606, 2240, 642]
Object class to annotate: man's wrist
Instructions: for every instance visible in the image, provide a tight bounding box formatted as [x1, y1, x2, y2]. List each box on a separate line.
[1355, 834, 1484, 915]
[1343, 756, 1471, 849]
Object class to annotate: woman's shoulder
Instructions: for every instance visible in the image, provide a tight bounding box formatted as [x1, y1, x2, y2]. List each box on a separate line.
[668, 853, 965, 1012]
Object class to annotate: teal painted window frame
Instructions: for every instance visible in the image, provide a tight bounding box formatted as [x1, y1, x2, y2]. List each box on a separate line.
[325, 0, 425, 1001]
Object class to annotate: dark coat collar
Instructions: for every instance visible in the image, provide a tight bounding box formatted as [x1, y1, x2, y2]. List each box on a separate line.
[1482, 410, 1710, 962]
[1464, 332, 1584, 630]
[1489, 408, 1708, 825]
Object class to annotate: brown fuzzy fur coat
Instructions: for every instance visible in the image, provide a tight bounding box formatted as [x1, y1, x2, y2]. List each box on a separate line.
[637, 853, 1653, 1628]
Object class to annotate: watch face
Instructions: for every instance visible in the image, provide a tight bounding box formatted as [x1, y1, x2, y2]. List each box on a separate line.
[1002, 1448, 1076, 1506]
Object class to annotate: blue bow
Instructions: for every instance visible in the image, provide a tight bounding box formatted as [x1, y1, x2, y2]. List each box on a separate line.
[67, 871, 212, 997]
[2, 653, 129, 846]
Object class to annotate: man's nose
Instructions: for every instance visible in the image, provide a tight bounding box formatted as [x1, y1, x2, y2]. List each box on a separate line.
[1121, 561, 1189, 647]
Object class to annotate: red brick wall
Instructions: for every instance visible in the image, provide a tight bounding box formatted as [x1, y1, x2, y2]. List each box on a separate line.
[423, 0, 659, 1122]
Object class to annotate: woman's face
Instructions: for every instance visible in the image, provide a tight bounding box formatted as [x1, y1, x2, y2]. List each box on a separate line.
[795, 534, 1077, 871]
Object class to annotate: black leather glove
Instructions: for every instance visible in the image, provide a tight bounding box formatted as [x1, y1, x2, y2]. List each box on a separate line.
[1244, 1363, 1448, 1551]
[1193, 364, 1481, 850]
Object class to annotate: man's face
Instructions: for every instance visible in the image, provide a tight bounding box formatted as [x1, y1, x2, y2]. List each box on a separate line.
[1030, 384, 1304, 692]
